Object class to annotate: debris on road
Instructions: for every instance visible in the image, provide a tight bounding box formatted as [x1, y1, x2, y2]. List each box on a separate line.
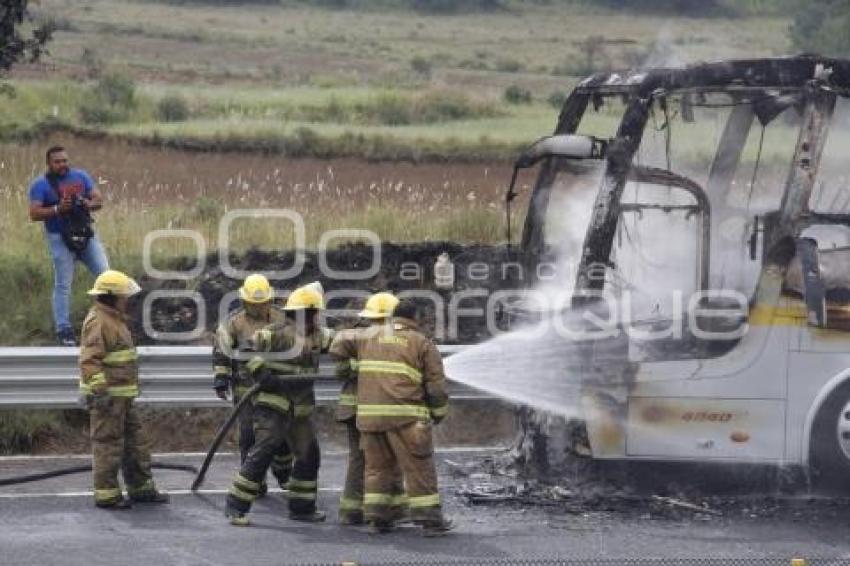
[446, 452, 850, 524]
[651, 495, 722, 517]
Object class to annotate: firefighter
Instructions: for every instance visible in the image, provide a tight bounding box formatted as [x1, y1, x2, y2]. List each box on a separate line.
[353, 296, 453, 536]
[224, 282, 331, 526]
[329, 292, 407, 526]
[79, 270, 169, 509]
[212, 274, 293, 493]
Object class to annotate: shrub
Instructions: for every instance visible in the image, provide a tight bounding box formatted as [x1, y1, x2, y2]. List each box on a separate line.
[0, 411, 61, 453]
[551, 58, 598, 78]
[373, 93, 413, 126]
[94, 72, 136, 108]
[411, 0, 505, 13]
[351, 91, 500, 126]
[79, 47, 103, 79]
[593, 0, 725, 15]
[416, 91, 498, 122]
[410, 55, 433, 79]
[324, 96, 349, 123]
[314, 0, 350, 7]
[79, 72, 137, 125]
[458, 59, 489, 71]
[194, 196, 224, 223]
[503, 85, 532, 105]
[78, 104, 124, 125]
[158, 93, 190, 122]
[495, 58, 523, 73]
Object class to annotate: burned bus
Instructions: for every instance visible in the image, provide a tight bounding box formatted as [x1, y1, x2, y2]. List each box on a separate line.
[508, 56, 850, 484]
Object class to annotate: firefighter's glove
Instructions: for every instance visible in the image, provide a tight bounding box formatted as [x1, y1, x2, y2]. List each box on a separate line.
[259, 370, 280, 392]
[86, 392, 112, 411]
[430, 405, 448, 425]
[213, 375, 229, 401]
[249, 361, 278, 392]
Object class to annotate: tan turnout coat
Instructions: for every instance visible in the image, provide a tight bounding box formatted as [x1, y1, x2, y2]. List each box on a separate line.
[79, 302, 139, 398]
[330, 318, 449, 433]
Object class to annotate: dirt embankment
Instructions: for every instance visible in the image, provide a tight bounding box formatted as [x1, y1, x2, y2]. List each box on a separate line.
[136, 241, 524, 345]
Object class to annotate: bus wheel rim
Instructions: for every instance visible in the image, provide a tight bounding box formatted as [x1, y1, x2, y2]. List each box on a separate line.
[836, 401, 850, 461]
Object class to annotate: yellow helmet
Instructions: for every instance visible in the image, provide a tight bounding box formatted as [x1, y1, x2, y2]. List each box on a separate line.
[239, 274, 273, 304]
[284, 281, 325, 311]
[88, 270, 141, 297]
[359, 292, 399, 319]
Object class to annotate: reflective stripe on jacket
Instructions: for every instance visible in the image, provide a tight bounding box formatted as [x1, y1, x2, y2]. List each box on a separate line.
[211, 306, 285, 391]
[345, 318, 449, 432]
[79, 303, 139, 398]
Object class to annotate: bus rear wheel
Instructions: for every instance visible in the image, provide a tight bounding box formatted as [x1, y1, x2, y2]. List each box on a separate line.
[810, 381, 850, 492]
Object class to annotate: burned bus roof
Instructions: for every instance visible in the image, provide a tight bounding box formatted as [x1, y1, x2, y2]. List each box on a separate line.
[574, 55, 850, 96]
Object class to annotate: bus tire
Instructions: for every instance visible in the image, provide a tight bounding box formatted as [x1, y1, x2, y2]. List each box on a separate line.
[810, 379, 850, 492]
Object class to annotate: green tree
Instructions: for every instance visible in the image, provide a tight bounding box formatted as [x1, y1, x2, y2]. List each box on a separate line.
[789, 0, 850, 56]
[0, 1, 53, 78]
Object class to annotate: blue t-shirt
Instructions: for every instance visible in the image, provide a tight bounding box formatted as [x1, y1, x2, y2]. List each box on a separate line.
[28, 169, 95, 233]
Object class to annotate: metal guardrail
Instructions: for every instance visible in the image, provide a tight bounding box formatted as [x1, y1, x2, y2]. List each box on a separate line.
[0, 345, 488, 408]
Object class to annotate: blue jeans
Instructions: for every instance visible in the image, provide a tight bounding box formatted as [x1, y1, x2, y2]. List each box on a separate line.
[46, 231, 110, 333]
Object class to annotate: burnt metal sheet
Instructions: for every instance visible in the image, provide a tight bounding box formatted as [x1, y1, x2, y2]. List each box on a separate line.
[573, 56, 850, 97]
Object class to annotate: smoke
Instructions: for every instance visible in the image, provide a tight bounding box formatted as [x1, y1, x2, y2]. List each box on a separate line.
[534, 161, 605, 301]
[446, 48, 850, 446]
[642, 26, 684, 69]
[442, 162, 607, 417]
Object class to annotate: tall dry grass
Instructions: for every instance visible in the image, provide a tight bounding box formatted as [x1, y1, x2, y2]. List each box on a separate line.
[0, 138, 528, 344]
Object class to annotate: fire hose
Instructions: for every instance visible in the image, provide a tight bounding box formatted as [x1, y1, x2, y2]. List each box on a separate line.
[0, 462, 198, 487]
[191, 369, 323, 491]
[0, 374, 308, 489]
[191, 381, 262, 491]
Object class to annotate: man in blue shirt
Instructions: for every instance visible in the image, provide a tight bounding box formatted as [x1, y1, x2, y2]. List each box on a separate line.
[29, 146, 110, 346]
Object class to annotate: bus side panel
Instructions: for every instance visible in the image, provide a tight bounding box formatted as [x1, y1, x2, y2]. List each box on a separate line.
[788, 353, 850, 465]
[626, 397, 785, 460]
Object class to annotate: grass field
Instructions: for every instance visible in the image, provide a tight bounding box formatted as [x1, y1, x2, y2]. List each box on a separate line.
[32, 0, 789, 88]
[0, 0, 810, 446]
[0, 134, 538, 344]
[1, 0, 793, 158]
[0, 0, 799, 345]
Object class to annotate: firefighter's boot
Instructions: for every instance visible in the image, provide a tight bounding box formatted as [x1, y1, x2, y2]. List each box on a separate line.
[225, 499, 250, 527]
[95, 496, 132, 510]
[368, 519, 394, 535]
[289, 509, 326, 522]
[340, 510, 365, 526]
[130, 490, 170, 504]
[421, 518, 455, 537]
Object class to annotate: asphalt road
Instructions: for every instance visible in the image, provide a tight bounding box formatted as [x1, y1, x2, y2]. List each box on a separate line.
[1, 449, 849, 565]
